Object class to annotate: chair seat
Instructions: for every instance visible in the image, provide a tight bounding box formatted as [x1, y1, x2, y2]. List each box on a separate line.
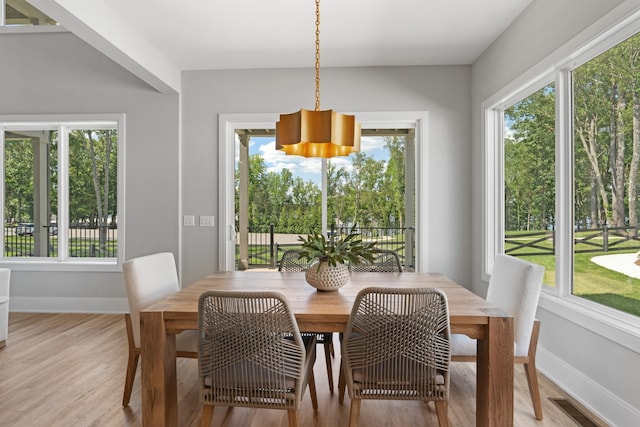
[352, 358, 446, 396]
[203, 361, 298, 390]
[176, 329, 198, 353]
[353, 369, 445, 386]
[451, 326, 520, 357]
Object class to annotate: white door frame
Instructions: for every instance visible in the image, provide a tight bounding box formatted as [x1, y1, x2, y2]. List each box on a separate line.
[218, 111, 429, 272]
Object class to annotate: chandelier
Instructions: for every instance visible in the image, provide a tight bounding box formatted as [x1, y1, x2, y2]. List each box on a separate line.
[275, 0, 361, 158]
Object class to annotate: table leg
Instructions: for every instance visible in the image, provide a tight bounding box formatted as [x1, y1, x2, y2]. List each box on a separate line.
[476, 316, 514, 426]
[141, 311, 177, 427]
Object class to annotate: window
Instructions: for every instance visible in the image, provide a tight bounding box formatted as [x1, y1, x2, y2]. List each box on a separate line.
[0, 115, 123, 268]
[234, 129, 416, 271]
[503, 84, 556, 287]
[219, 112, 427, 273]
[1, 0, 57, 26]
[486, 17, 640, 322]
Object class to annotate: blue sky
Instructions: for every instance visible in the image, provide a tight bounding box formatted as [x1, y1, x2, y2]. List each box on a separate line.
[237, 136, 391, 185]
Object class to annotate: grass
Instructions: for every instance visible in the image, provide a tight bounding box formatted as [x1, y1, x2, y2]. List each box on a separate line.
[520, 251, 640, 317]
[4, 236, 117, 258]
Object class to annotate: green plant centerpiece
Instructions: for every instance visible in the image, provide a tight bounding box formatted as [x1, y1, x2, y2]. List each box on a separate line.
[297, 228, 380, 291]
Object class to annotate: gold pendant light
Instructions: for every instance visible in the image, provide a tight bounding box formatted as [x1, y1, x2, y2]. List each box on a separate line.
[276, 0, 361, 158]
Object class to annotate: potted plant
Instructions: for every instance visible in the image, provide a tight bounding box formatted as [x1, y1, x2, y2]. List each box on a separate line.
[297, 227, 380, 291]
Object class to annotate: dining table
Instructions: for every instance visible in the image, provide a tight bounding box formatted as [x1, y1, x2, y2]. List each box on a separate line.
[139, 271, 514, 427]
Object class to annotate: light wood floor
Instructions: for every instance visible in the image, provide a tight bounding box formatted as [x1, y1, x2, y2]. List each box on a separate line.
[0, 313, 606, 427]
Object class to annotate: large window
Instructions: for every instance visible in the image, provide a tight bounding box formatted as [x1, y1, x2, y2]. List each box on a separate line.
[220, 112, 426, 272]
[487, 19, 640, 320]
[0, 116, 123, 267]
[234, 129, 415, 270]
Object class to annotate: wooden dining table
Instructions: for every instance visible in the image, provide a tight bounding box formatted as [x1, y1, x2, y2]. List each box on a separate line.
[139, 271, 514, 427]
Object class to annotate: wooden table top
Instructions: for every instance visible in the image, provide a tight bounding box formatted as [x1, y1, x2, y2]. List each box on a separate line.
[142, 271, 507, 335]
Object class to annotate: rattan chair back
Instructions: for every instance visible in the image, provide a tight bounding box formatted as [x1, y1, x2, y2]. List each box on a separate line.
[198, 290, 316, 414]
[342, 287, 451, 424]
[349, 249, 402, 272]
[278, 249, 311, 272]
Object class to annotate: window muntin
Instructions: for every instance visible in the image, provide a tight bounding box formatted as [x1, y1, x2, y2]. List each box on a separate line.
[1, 119, 120, 265]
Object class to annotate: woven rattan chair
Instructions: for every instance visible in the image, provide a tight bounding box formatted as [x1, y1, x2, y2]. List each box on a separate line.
[198, 290, 318, 427]
[279, 249, 336, 393]
[338, 249, 402, 401]
[451, 253, 545, 420]
[341, 287, 451, 427]
[279, 249, 312, 272]
[122, 252, 198, 406]
[348, 249, 402, 272]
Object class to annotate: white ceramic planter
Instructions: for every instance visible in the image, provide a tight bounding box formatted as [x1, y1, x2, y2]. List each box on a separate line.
[305, 261, 350, 291]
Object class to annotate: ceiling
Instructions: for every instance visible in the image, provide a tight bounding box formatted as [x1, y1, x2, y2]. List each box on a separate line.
[101, 0, 534, 70]
[29, 0, 534, 92]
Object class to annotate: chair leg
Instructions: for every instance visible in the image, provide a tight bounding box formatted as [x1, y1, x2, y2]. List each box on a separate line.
[122, 313, 139, 407]
[122, 348, 139, 406]
[200, 405, 214, 427]
[435, 401, 449, 427]
[524, 362, 543, 420]
[308, 370, 318, 411]
[338, 359, 346, 403]
[524, 319, 543, 420]
[287, 409, 299, 427]
[349, 399, 361, 427]
[323, 342, 334, 393]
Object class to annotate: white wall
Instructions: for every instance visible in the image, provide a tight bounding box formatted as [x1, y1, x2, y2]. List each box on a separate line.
[181, 66, 472, 287]
[471, 0, 640, 425]
[0, 32, 180, 312]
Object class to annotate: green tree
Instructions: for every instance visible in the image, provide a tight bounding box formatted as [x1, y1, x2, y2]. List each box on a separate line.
[504, 85, 555, 231]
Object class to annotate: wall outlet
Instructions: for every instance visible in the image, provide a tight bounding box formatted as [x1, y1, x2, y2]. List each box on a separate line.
[199, 215, 215, 227]
[183, 215, 195, 226]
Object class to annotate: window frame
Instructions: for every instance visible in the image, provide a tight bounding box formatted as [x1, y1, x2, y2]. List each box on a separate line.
[218, 111, 428, 273]
[0, 113, 125, 272]
[484, 11, 640, 352]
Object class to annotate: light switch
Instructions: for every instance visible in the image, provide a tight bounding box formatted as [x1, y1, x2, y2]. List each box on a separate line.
[183, 215, 195, 226]
[199, 215, 215, 227]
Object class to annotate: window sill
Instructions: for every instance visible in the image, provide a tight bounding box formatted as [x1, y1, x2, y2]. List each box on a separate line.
[0, 259, 121, 273]
[539, 290, 640, 353]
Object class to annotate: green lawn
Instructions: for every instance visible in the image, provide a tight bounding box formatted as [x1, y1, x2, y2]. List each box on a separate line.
[519, 252, 640, 317]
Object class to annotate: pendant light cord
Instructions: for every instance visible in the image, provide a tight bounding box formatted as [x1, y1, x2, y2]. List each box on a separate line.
[315, 0, 321, 111]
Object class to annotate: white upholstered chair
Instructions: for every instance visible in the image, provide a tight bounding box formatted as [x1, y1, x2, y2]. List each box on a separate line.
[122, 252, 198, 406]
[451, 253, 545, 420]
[0, 268, 11, 349]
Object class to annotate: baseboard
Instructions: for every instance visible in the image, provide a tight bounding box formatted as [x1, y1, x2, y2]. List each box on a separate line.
[9, 296, 128, 313]
[538, 345, 640, 427]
